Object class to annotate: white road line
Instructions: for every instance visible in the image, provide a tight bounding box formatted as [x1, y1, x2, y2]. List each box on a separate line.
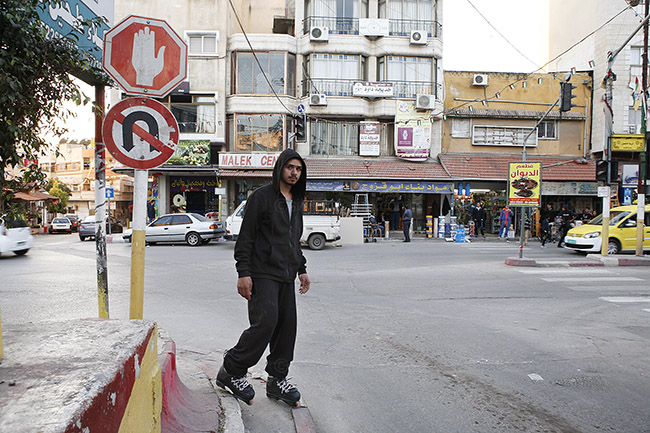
[568, 285, 650, 291]
[519, 269, 614, 274]
[542, 277, 643, 282]
[599, 296, 650, 303]
[643, 309, 650, 313]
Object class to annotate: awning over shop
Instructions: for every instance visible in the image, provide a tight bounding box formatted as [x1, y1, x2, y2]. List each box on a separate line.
[439, 153, 596, 182]
[13, 191, 58, 201]
[305, 158, 450, 180]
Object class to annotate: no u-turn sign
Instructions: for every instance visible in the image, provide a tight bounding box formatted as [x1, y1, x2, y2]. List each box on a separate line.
[102, 98, 179, 169]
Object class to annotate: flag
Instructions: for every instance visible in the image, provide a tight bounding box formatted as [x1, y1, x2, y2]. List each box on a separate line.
[522, 81, 528, 88]
[495, 92, 502, 99]
[571, 67, 576, 74]
[632, 76, 642, 110]
[509, 83, 516, 90]
[481, 99, 487, 106]
[589, 60, 595, 68]
[553, 73, 558, 80]
[443, 114, 447, 120]
[537, 77, 543, 85]
[468, 105, 474, 112]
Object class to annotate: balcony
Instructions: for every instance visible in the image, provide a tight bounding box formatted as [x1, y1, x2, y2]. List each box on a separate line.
[303, 78, 443, 99]
[303, 17, 441, 38]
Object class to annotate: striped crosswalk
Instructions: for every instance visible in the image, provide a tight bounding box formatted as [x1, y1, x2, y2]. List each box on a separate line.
[517, 267, 650, 313]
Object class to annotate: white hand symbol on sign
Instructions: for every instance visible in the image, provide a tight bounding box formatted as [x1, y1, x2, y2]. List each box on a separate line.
[132, 27, 166, 87]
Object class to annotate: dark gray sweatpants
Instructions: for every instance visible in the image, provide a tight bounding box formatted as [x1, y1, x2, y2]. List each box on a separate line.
[224, 278, 297, 379]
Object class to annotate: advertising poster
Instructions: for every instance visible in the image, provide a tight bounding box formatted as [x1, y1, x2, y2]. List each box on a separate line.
[359, 122, 381, 156]
[394, 101, 431, 161]
[165, 140, 210, 166]
[508, 161, 542, 206]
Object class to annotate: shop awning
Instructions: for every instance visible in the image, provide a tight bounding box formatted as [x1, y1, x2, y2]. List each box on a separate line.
[438, 153, 595, 182]
[217, 169, 272, 179]
[305, 158, 451, 180]
[13, 191, 58, 201]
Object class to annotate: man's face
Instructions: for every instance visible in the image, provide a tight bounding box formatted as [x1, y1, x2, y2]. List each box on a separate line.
[281, 158, 302, 186]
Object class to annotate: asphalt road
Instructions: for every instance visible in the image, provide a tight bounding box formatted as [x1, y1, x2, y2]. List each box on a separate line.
[1, 234, 649, 432]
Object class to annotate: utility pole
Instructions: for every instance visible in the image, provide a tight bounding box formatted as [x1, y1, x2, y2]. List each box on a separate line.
[637, 0, 648, 257]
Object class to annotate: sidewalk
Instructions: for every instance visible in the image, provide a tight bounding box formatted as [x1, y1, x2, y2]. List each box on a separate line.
[505, 253, 650, 267]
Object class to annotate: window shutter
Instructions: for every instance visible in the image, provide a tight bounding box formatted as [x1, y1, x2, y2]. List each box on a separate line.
[204, 35, 217, 53]
[189, 36, 202, 53]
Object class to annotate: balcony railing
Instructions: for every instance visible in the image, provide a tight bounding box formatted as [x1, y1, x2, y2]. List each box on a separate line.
[303, 17, 442, 38]
[302, 78, 443, 100]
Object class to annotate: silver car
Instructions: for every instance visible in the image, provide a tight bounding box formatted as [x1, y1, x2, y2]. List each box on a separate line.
[0, 214, 34, 257]
[123, 213, 225, 246]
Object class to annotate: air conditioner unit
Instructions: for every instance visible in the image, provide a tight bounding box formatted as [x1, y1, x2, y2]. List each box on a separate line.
[415, 94, 435, 110]
[410, 30, 427, 45]
[309, 94, 327, 106]
[310, 27, 329, 42]
[472, 74, 489, 86]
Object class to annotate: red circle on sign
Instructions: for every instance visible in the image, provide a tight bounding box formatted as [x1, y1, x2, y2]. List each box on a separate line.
[102, 98, 179, 170]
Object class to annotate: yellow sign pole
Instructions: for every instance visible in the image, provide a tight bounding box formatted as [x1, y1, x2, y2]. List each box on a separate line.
[130, 169, 148, 320]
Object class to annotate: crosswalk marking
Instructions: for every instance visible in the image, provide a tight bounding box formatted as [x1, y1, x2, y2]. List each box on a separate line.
[541, 277, 643, 282]
[519, 269, 614, 274]
[599, 296, 650, 303]
[568, 285, 650, 292]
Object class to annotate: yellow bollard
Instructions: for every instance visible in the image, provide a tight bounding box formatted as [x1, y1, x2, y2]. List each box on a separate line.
[130, 230, 146, 320]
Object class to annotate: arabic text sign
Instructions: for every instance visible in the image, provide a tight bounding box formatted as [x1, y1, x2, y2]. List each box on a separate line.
[307, 180, 453, 194]
[359, 122, 380, 156]
[353, 82, 394, 98]
[38, 0, 113, 68]
[394, 101, 431, 161]
[507, 162, 542, 206]
[611, 134, 645, 152]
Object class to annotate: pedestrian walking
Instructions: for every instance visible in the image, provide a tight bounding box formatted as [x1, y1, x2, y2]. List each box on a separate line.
[474, 201, 486, 238]
[557, 204, 577, 248]
[499, 205, 513, 239]
[402, 204, 412, 242]
[217, 149, 310, 408]
[540, 214, 550, 248]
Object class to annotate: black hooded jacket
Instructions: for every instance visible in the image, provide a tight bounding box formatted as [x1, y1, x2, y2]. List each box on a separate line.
[234, 149, 307, 282]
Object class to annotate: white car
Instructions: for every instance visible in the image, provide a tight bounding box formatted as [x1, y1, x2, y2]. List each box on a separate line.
[122, 213, 226, 246]
[49, 217, 72, 234]
[0, 214, 34, 257]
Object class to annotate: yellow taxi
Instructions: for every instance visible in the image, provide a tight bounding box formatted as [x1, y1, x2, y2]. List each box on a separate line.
[563, 204, 650, 254]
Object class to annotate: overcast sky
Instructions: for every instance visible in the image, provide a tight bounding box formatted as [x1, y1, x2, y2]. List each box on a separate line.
[442, 0, 550, 73]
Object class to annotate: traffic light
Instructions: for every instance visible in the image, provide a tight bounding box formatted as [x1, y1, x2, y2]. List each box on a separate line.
[294, 114, 306, 141]
[596, 160, 608, 182]
[559, 82, 577, 112]
[609, 159, 619, 182]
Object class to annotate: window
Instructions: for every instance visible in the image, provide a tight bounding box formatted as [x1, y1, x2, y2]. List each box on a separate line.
[234, 114, 286, 152]
[451, 118, 471, 138]
[233, 52, 296, 96]
[171, 215, 192, 225]
[306, 54, 363, 96]
[152, 216, 173, 226]
[472, 125, 537, 147]
[379, 0, 434, 35]
[306, 0, 360, 33]
[310, 120, 359, 156]
[537, 121, 557, 139]
[186, 32, 218, 55]
[378, 56, 432, 97]
[155, 94, 216, 134]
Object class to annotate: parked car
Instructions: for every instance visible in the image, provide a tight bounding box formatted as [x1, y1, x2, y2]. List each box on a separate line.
[0, 214, 34, 257]
[122, 213, 225, 246]
[66, 215, 80, 232]
[78, 216, 124, 241]
[563, 204, 650, 254]
[49, 217, 72, 234]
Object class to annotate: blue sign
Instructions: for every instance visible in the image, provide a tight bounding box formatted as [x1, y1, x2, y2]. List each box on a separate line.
[306, 180, 453, 194]
[37, 0, 113, 70]
[105, 188, 114, 199]
[297, 104, 305, 113]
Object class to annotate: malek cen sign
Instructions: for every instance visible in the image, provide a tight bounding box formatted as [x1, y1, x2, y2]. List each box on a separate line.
[219, 153, 279, 169]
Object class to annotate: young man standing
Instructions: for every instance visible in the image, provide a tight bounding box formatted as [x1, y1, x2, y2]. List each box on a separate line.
[402, 204, 412, 242]
[217, 149, 310, 407]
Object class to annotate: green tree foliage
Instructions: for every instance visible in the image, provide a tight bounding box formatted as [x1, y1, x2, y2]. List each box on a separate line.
[46, 179, 70, 214]
[0, 0, 108, 215]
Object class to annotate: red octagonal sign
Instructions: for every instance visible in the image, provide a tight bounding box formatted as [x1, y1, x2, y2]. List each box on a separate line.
[103, 15, 187, 98]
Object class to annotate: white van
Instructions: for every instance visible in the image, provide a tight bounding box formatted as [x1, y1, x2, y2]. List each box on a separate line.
[225, 200, 341, 250]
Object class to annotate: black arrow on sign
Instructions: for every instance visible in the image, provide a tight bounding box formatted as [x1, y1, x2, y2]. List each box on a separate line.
[122, 111, 159, 153]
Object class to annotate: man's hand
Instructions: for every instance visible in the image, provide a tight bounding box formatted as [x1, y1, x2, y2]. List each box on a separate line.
[237, 276, 253, 300]
[298, 273, 310, 295]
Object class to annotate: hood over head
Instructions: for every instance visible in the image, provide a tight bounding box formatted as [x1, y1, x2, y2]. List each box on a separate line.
[272, 148, 307, 200]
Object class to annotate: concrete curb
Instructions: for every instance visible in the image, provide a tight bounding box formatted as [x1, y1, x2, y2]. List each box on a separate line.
[197, 363, 245, 433]
[506, 255, 650, 267]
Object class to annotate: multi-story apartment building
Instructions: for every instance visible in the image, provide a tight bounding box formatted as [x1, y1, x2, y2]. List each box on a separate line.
[112, 0, 449, 230]
[40, 140, 133, 221]
[441, 71, 596, 232]
[549, 0, 647, 197]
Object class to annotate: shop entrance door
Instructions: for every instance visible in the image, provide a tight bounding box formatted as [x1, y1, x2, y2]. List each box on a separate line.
[186, 191, 207, 214]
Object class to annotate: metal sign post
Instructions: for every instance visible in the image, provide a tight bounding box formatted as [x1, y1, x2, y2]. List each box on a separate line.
[94, 85, 109, 319]
[129, 169, 148, 319]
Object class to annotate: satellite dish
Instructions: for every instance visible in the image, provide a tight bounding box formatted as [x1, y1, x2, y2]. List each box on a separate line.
[627, 0, 641, 6]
